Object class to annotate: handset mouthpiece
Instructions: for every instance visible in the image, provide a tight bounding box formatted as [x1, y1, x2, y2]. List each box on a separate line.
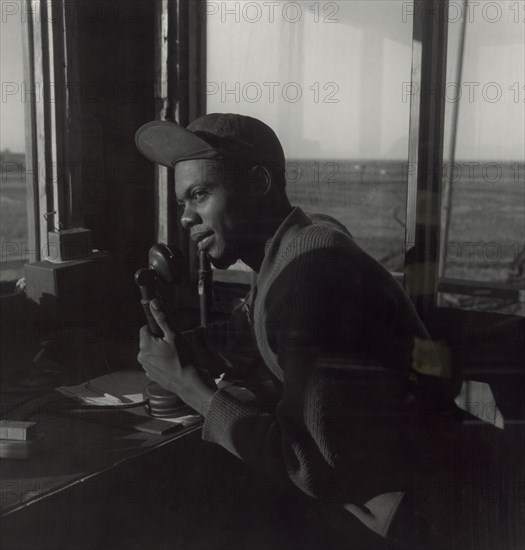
[134, 268, 157, 301]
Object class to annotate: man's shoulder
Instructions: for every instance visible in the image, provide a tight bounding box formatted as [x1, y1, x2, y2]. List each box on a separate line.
[263, 208, 392, 293]
[276, 211, 400, 294]
[306, 212, 353, 239]
[280, 212, 358, 262]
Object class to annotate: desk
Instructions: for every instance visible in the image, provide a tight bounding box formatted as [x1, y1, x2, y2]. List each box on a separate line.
[0, 390, 204, 550]
[0, 390, 352, 550]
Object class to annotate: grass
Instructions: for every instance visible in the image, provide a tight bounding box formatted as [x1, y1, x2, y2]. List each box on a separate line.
[1, 172, 28, 281]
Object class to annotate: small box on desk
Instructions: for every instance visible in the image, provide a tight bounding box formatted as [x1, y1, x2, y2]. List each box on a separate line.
[0, 420, 37, 441]
[47, 228, 92, 262]
[0, 421, 42, 459]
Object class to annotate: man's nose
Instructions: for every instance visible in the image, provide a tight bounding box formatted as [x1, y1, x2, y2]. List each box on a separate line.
[180, 204, 201, 230]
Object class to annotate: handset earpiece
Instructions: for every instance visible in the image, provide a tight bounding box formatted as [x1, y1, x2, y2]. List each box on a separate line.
[148, 243, 186, 285]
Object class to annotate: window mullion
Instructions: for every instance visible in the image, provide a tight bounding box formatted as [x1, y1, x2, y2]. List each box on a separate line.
[22, 0, 39, 262]
[155, 0, 172, 245]
[405, 0, 449, 318]
[24, 0, 74, 261]
[154, 0, 206, 270]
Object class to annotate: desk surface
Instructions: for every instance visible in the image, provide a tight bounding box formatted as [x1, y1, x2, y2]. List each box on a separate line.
[0, 390, 202, 516]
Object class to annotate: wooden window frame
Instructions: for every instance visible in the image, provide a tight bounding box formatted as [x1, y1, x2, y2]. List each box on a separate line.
[22, 0, 82, 264]
[0, 0, 81, 295]
[405, 0, 523, 384]
[405, 0, 524, 321]
[154, 0, 206, 281]
[404, 0, 450, 316]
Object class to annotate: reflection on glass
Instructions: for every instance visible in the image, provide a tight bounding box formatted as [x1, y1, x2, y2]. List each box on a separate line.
[206, 0, 413, 272]
[440, 0, 524, 315]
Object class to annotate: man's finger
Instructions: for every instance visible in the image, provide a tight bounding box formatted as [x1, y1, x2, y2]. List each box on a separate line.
[139, 356, 170, 375]
[139, 326, 152, 349]
[139, 359, 161, 378]
[149, 299, 174, 341]
[140, 363, 170, 388]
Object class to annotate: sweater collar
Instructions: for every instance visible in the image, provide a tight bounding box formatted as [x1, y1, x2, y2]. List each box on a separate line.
[257, 206, 312, 282]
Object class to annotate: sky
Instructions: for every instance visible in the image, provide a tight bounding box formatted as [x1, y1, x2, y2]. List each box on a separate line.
[207, 0, 524, 160]
[1, 0, 524, 160]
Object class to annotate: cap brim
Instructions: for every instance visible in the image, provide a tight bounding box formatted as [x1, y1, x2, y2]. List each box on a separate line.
[135, 121, 219, 168]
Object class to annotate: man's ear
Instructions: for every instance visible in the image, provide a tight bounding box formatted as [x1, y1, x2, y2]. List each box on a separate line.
[247, 165, 272, 196]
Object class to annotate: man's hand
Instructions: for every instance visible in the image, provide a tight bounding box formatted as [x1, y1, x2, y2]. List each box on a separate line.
[138, 299, 217, 416]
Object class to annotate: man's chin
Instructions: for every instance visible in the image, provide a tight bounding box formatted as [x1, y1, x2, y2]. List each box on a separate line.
[209, 256, 236, 270]
[208, 248, 240, 270]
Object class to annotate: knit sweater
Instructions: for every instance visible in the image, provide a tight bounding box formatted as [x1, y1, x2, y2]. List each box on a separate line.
[202, 207, 457, 515]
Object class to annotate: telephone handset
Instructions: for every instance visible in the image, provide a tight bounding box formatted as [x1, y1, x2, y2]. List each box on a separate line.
[135, 267, 163, 336]
[135, 244, 185, 338]
[134, 243, 213, 417]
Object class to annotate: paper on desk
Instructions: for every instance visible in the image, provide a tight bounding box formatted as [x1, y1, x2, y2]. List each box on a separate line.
[127, 406, 202, 428]
[57, 370, 149, 407]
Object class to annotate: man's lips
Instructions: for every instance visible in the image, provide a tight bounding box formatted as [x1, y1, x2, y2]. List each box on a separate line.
[191, 232, 215, 251]
[197, 234, 214, 251]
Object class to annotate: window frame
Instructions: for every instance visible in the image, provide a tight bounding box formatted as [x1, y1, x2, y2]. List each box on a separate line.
[9, 0, 522, 316]
[404, 0, 450, 316]
[154, 0, 207, 286]
[21, 0, 82, 264]
[405, 0, 524, 321]
[4, 0, 158, 323]
[0, 0, 80, 291]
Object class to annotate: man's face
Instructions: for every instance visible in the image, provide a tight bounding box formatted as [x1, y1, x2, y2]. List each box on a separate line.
[174, 159, 247, 269]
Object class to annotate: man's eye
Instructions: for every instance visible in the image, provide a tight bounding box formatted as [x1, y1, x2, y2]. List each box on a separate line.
[192, 190, 209, 203]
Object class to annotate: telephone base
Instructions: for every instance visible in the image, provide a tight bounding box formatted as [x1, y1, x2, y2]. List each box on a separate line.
[143, 381, 190, 418]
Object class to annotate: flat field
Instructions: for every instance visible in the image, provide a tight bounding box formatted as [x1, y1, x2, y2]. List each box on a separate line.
[2, 159, 524, 313]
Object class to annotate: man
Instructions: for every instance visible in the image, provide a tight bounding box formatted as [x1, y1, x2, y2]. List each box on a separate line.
[135, 114, 490, 549]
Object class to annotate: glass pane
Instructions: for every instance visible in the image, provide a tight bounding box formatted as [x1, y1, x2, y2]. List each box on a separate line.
[1, 2, 27, 286]
[206, 0, 413, 272]
[439, 0, 525, 315]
